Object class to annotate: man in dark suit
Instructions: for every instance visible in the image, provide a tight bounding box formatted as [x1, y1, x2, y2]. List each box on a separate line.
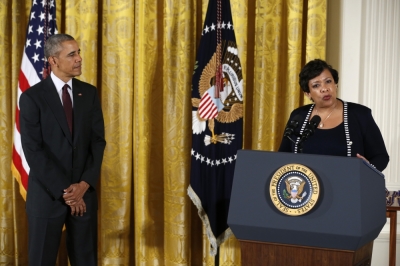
[19, 34, 106, 266]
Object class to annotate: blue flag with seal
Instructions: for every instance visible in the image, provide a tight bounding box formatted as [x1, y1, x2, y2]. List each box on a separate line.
[188, 0, 243, 256]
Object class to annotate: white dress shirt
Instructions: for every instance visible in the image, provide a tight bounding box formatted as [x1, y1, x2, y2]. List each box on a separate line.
[50, 72, 73, 106]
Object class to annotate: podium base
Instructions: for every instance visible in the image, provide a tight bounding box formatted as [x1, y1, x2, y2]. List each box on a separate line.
[239, 240, 373, 266]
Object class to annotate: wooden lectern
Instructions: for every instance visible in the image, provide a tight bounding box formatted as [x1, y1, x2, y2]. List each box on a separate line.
[227, 150, 386, 266]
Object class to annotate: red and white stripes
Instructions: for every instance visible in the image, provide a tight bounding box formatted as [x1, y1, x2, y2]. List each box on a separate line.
[12, 50, 40, 198]
[198, 92, 219, 120]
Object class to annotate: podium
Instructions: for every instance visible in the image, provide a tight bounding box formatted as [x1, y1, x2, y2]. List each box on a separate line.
[227, 150, 386, 266]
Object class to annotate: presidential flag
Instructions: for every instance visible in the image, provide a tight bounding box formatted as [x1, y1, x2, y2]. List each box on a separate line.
[11, 0, 58, 198]
[188, 0, 243, 256]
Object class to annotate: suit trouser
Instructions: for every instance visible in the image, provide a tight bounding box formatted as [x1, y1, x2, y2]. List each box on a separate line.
[28, 208, 97, 266]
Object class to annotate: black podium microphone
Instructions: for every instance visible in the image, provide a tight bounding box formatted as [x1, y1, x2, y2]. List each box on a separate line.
[300, 115, 321, 143]
[283, 114, 303, 138]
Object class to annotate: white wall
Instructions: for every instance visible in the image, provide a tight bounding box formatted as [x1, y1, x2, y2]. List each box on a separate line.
[327, 0, 400, 265]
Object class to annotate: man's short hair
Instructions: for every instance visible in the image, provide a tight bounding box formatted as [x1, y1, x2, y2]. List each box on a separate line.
[44, 34, 75, 59]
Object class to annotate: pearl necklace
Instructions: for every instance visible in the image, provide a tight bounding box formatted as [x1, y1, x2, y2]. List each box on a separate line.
[315, 101, 337, 128]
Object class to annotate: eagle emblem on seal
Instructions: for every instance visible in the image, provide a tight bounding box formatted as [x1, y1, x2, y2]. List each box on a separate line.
[191, 40, 243, 146]
[284, 176, 308, 203]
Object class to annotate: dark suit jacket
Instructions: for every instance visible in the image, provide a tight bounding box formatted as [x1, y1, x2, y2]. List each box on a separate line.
[279, 101, 389, 172]
[20, 77, 106, 218]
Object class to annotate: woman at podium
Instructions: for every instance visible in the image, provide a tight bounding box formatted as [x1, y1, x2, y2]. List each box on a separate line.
[279, 59, 389, 172]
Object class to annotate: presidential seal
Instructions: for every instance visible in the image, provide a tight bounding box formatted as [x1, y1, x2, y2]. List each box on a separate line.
[269, 164, 320, 216]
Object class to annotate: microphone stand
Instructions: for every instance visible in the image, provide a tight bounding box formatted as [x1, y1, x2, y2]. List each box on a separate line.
[297, 128, 313, 153]
[296, 115, 321, 153]
[286, 134, 300, 145]
[297, 139, 305, 153]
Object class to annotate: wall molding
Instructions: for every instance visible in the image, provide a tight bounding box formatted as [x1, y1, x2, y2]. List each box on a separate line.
[327, 1, 400, 265]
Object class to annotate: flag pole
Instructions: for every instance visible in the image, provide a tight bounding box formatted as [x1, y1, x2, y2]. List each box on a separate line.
[215, 3, 222, 265]
[215, 247, 220, 266]
[215, 4, 222, 266]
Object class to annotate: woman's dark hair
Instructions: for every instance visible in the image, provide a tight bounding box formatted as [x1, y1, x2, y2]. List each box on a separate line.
[299, 59, 339, 92]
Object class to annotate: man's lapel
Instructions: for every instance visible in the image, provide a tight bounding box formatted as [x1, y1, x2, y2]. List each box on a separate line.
[72, 79, 84, 145]
[42, 77, 73, 145]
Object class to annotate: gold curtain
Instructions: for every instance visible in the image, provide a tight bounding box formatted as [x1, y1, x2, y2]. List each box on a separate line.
[0, 0, 326, 265]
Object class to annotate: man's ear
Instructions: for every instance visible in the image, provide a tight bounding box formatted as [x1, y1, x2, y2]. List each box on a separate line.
[48, 56, 56, 66]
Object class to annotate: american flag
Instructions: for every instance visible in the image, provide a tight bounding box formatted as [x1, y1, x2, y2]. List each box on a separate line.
[11, 0, 58, 198]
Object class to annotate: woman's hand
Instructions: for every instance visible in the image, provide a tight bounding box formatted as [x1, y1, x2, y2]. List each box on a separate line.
[356, 153, 370, 163]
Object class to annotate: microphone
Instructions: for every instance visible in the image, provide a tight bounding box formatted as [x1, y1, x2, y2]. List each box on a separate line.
[284, 114, 302, 138]
[299, 115, 321, 143]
